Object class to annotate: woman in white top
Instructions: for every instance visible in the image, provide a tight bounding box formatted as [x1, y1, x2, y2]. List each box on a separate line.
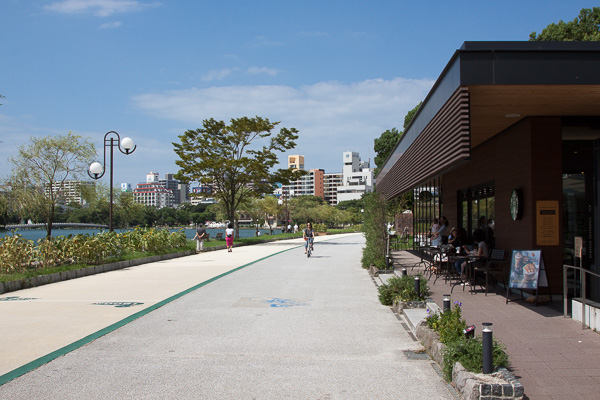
[225, 223, 235, 252]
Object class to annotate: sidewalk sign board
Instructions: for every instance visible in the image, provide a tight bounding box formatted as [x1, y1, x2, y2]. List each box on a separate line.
[506, 250, 549, 305]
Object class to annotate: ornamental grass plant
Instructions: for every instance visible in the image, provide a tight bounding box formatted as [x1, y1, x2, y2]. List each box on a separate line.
[378, 274, 430, 306]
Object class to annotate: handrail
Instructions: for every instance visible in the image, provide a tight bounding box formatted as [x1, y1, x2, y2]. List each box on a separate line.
[563, 264, 600, 330]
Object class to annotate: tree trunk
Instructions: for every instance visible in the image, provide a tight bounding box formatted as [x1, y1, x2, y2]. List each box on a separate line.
[46, 203, 54, 239]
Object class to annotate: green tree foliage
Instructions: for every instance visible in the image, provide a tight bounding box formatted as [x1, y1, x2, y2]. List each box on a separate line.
[361, 191, 388, 269]
[403, 101, 422, 130]
[7, 133, 96, 237]
[289, 195, 324, 223]
[373, 102, 422, 173]
[530, 7, 600, 41]
[173, 117, 304, 230]
[373, 127, 401, 170]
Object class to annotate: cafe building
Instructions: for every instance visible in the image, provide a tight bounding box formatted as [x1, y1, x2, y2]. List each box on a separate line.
[376, 41, 600, 300]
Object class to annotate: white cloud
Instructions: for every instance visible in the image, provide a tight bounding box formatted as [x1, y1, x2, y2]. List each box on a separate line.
[44, 0, 160, 17]
[247, 67, 278, 77]
[201, 68, 237, 82]
[131, 78, 434, 171]
[99, 21, 122, 29]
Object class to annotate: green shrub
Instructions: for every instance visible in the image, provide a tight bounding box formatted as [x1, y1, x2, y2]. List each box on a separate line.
[425, 302, 467, 344]
[378, 274, 430, 305]
[0, 232, 35, 272]
[442, 336, 509, 381]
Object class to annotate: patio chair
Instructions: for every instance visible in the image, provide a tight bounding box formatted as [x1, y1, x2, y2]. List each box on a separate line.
[473, 249, 507, 295]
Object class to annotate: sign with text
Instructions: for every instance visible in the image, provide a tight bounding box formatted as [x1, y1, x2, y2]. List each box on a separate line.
[536, 201, 559, 246]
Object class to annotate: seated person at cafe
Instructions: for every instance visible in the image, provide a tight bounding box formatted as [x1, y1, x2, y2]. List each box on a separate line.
[433, 226, 466, 270]
[431, 216, 449, 246]
[455, 228, 489, 282]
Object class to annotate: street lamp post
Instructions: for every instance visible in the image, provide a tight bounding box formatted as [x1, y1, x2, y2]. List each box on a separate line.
[278, 194, 290, 232]
[88, 131, 136, 232]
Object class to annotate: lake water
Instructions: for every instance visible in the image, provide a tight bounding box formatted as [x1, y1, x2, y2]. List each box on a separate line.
[0, 227, 279, 243]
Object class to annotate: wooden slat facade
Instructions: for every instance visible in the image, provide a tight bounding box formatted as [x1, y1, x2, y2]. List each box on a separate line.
[377, 87, 471, 200]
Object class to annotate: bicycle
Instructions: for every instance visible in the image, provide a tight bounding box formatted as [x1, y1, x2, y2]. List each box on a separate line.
[305, 237, 314, 258]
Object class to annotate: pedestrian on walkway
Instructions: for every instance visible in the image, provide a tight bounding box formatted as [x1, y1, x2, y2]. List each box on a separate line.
[194, 224, 207, 252]
[225, 223, 235, 252]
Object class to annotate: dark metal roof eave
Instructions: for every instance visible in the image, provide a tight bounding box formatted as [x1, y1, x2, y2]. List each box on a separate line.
[375, 48, 462, 181]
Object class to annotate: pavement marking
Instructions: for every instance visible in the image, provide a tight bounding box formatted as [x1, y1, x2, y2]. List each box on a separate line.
[0, 244, 301, 387]
[0, 296, 37, 301]
[92, 302, 145, 308]
[233, 297, 311, 308]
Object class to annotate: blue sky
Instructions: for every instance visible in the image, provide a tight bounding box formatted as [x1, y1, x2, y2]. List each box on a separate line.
[0, 0, 597, 186]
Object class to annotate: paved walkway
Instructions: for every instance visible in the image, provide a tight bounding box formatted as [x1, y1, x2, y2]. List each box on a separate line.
[391, 250, 600, 400]
[0, 234, 455, 399]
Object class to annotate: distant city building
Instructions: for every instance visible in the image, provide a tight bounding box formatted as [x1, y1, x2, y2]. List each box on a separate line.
[282, 168, 325, 201]
[133, 182, 174, 208]
[337, 151, 374, 203]
[133, 172, 186, 208]
[288, 155, 304, 171]
[45, 180, 95, 205]
[160, 173, 188, 205]
[189, 185, 215, 205]
[324, 172, 343, 206]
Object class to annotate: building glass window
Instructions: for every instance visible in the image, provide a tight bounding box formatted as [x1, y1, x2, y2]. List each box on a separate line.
[458, 182, 495, 239]
[412, 177, 442, 247]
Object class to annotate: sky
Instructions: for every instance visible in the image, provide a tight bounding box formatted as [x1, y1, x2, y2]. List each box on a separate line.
[0, 0, 597, 187]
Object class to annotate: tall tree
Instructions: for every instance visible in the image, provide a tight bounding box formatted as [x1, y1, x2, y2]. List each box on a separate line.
[373, 127, 401, 171]
[530, 7, 600, 41]
[373, 102, 422, 173]
[8, 132, 96, 237]
[173, 116, 303, 231]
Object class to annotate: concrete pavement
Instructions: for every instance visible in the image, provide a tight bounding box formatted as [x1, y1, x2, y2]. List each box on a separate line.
[0, 234, 456, 399]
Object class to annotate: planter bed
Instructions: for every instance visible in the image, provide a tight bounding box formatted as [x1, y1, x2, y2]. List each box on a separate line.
[415, 322, 524, 400]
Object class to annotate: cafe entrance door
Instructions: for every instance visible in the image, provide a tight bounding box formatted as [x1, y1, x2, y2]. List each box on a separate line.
[562, 135, 599, 301]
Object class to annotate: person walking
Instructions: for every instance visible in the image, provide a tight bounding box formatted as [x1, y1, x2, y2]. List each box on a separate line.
[225, 223, 235, 252]
[194, 224, 207, 253]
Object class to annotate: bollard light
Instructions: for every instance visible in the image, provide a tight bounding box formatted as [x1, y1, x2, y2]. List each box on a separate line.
[443, 294, 451, 312]
[482, 322, 493, 374]
[402, 267, 407, 276]
[414, 276, 421, 299]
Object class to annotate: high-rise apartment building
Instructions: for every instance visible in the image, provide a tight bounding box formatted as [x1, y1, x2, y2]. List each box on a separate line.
[337, 152, 374, 203]
[132, 172, 186, 209]
[324, 172, 343, 205]
[282, 168, 325, 200]
[45, 180, 95, 205]
[288, 155, 304, 170]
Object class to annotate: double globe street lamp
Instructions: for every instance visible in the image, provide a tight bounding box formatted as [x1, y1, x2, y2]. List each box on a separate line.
[88, 131, 136, 232]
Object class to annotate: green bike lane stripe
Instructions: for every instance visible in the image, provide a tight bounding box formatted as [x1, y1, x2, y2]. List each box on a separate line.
[0, 243, 309, 387]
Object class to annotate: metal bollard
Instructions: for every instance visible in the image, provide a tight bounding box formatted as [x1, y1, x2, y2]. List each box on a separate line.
[482, 322, 493, 374]
[414, 276, 420, 298]
[402, 267, 407, 276]
[443, 294, 451, 312]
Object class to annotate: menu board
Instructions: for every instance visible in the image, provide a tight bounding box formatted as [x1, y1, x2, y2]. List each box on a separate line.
[508, 250, 547, 289]
[536, 201, 559, 246]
